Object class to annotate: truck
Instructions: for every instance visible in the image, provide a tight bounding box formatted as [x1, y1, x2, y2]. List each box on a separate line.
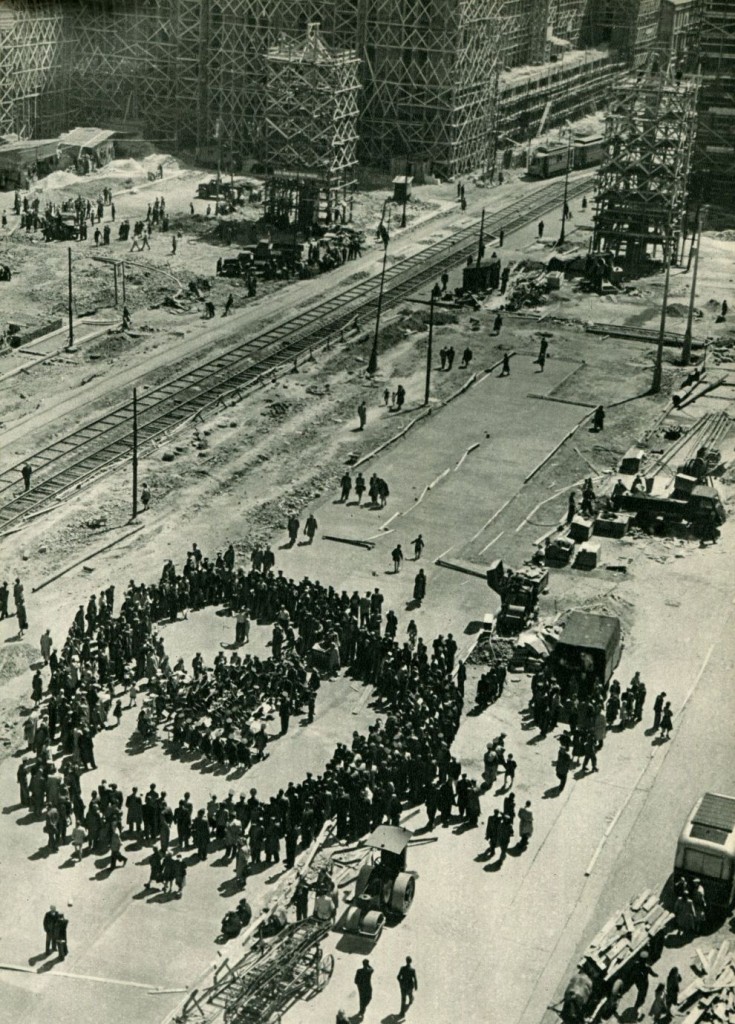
[675, 793, 735, 912]
[615, 484, 726, 537]
[486, 560, 548, 634]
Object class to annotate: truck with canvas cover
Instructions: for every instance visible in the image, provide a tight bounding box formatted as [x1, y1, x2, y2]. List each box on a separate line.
[675, 793, 735, 911]
[552, 611, 622, 687]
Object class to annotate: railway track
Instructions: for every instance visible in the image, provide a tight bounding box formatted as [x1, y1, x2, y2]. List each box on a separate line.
[0, 174, 592, 535]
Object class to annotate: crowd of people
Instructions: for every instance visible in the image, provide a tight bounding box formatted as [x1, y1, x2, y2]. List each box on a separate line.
[14, 539, 495, 930]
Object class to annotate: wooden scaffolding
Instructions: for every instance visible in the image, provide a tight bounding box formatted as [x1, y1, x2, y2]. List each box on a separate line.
[263, 23, 359, 226]
[688, 0, 735, 200]
[63, 0, 179, 144]
[583, 0, 663, 66]
[591, 59, 699, 274]
[0, 0, 68, 138]
[356, 0, 502, 177]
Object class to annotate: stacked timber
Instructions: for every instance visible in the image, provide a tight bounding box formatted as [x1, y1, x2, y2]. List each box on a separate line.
[580, 890, 673, 981]
[677, 940, 735, 1024]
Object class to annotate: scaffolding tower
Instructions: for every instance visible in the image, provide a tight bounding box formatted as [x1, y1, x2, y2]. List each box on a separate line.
[592, 59, 699, 274]
[0, 0, 68, 138]
[263, 22, 360, 226]
[357, 0, 502, 177]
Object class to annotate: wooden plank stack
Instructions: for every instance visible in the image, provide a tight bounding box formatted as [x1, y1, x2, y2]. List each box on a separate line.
[580, 890, 674, 981]
[677, 940, 735, 1024]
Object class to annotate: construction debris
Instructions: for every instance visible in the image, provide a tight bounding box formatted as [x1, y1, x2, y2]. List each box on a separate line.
[678, 940, 735, 1024]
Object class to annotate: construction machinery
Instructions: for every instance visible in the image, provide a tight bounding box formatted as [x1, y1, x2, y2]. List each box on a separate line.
[486, 560, 549, 634]
[341, 825, 417, 944]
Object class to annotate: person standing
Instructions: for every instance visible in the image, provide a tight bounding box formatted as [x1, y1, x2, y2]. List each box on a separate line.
[412, 534, 424, 559]
[555, 745, 572, 792]
[21, 463, 32, 491]
[392, 544, 404, 573]
[109, 825, 128, 869]
[659, 701, 673, 740]
[518, 800, 533, 850]
[653, 691, 666, 732]
[54, 913, 69, 960]
[235, 608, 250, 646]
[412, 569, 426, 605]
[339, 472, 352, 503]
[355, 959, 374, 1018]
[499, 352, 511, 376]
[357, 400, 367, 431]
[538, 220, 544, 238]
[43, 906, 59, 955]
[493, 313, 503, 335]
[593, 405, 605, 432]
[397, 956, 418, 1018]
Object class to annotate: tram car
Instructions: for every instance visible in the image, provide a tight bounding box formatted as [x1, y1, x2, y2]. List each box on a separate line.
[528, 133, 604, 178]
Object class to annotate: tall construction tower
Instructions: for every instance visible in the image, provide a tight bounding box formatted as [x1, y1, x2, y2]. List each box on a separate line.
[591, 58, 699, 274]
[263, 22, 360, 226]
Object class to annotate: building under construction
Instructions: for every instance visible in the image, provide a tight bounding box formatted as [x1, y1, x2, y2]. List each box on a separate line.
[591, 59, 699, 273]
[1, 0, 720, 183]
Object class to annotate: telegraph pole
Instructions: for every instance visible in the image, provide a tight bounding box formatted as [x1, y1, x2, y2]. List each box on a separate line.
[477, 208, 485, 266]
[652, 231, 673, 393]
[132, 387, 139, 520]
[406, 292, 435, 406]
[682, 205, 706, 366]
[67, 247, 75, 351]
[367, 225, 390, 375]
[400, 156, 410, 228]
[558, 134, 572, 246]
[113, 262, 119, 307]
[121, 260, 127, 305]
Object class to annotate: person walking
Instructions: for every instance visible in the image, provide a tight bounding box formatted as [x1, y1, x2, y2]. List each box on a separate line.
[21, 463, 32, 491]
[109, 825, 128, 869]
[355, 959, 374, 1018]
[631, 952, 657, 1020]
[140, 483, 151, 512]
[493, 313, 503, 335]
[355, 472, 366, 504]
[223, 293, 234, 316]
[659, 701, 673, 740]
[653, 691, 666, 732]
[304, 513, 318, 544]
[397, 957, 418, 1018]
[339, 472, 352, 502]
[392, 544, 404, 573]
[555, 745, 572, 792]
[499, 352, 511, 376]
[412, 534, 424, 559]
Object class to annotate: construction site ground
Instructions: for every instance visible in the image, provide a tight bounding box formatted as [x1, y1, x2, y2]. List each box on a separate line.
[0, 158, 734, 1024]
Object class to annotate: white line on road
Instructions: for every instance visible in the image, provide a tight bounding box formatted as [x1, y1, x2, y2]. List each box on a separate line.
[479, 531, 504, 555]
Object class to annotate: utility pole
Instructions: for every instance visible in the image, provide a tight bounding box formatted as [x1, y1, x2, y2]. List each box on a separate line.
[67, 247, 75, 351]
[400, 156, 410, 228]
[113, 262, 118, 307]
[558, 134, 572, 247]
[368, 225, 390, 375]
[132, 387, 139, 519]
[682, 205, 706, 365]
[121, 260, 127, 305]
[477, 207, 485, 266]
[652, 229, 673, 393]
[406, 292, 435, 406]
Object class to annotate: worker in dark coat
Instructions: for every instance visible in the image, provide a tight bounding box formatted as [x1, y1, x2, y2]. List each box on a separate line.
[413, 569, 426, 605]
[593, 405, 605, 432]
[43, 905, 59, 955]
[355, 959, 374, 1017]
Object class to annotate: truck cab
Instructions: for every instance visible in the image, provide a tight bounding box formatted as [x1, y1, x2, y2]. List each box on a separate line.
[675, 793, 735, 911]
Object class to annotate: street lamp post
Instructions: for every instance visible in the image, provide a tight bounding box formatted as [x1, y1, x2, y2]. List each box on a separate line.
[367, 225, 390, 375]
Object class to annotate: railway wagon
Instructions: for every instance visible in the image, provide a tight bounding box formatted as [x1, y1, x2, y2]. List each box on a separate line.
[528, 134, 604, 178]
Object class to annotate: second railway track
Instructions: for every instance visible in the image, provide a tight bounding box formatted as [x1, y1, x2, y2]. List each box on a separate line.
[0, 174, 592, 535]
